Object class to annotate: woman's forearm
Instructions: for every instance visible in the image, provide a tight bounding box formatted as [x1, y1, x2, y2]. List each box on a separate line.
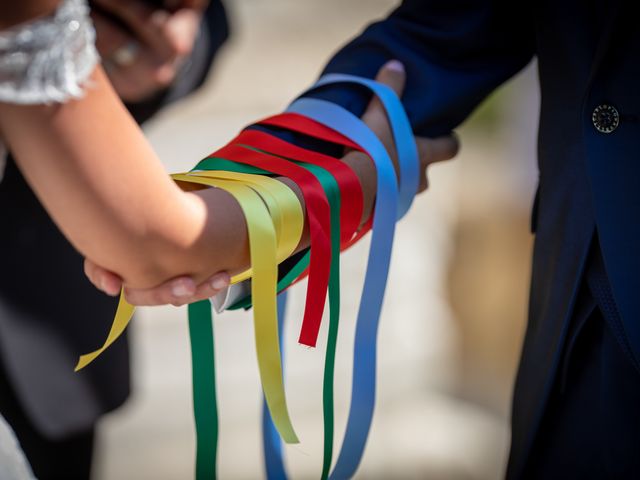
[0, 67, 253, 287]
[0, 64, 379, 289]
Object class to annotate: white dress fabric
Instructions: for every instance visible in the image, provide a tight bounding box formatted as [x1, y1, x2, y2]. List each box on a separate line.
[0, 0, 98, 104]
[0, 2, 99, 477]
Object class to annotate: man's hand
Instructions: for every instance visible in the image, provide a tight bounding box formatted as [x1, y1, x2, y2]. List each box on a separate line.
[339, 60, 458, 224]
[92, 0, 207, 102]
[84, 60, 459, 306]
[354, 60, 458, 194]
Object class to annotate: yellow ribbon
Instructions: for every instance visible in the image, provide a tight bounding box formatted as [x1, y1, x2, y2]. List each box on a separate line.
[187, 170, 303, 284]
[76, 171, 304, 444]
[74, 288, 135, 370]
[173, 173, 300, 443]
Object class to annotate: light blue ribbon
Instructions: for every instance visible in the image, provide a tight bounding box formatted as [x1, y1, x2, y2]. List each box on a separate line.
[262, 291, 288, 480]
[286, 99, 402, 480]
[310, 73, 419, 219]
[262, 74, 418, 480]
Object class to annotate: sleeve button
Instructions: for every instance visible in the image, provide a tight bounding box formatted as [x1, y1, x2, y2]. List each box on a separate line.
[592, 104, 620, 133]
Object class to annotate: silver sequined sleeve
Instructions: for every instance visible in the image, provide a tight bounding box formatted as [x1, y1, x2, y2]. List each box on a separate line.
[0, 0, 99, 104]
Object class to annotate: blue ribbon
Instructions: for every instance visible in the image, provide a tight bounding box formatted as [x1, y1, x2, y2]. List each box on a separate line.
[261, 74, 418, 480]
[286, 98, 402, 480]
[262, 291, 289, 480]
[310, 73, 419, 219]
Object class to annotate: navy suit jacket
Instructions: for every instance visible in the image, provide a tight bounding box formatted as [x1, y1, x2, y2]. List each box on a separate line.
[307, 0, 639, 477]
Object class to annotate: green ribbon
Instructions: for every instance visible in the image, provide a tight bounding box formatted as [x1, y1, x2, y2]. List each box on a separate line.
[188, 300, 218, 480]
[194, 149, 342, 479]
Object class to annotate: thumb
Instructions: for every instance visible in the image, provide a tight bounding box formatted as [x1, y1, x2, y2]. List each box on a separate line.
[362, 60, 406, 147]
[363, 60, 406, 120]
[375, 59, 406, 98]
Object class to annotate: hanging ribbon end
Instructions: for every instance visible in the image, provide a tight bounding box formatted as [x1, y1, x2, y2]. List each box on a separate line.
[298, 332, 318, 348]
[282, 430, 300, 445]
[74, 351, 99, 372]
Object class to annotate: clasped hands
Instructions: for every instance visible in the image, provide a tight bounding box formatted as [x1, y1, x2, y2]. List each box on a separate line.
[92, 0, 208, 102]
[85, 60, 459, 306]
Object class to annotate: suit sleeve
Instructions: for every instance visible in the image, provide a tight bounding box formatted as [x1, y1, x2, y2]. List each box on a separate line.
[305, 0, 536, 136]
[228, 1, 537, 307]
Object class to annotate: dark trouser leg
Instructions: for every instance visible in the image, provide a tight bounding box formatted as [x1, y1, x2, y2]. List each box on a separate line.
[525, 306, 640, 479]
[0, 362, 95, 480]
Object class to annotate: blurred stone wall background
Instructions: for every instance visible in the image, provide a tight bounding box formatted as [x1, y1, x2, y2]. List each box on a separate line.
[93, 1, 539, 478]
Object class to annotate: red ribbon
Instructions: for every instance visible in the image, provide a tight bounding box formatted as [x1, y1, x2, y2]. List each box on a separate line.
[259, 114, 374, 247]
[210, 140, 331, 348]
[238, 128, 363, 244]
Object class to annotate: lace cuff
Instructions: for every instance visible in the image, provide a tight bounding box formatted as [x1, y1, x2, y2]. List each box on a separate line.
[0, 0, 99, 104]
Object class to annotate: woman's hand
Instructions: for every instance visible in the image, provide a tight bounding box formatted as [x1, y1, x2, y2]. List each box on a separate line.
[84, 257, 231, 306]
[84, 60, 459, 306]
[92, 0, 208, 102]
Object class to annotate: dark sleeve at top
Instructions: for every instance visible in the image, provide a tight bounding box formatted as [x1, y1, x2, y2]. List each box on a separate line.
[255, 0, 536, 286]
[303, 0, 536, 137]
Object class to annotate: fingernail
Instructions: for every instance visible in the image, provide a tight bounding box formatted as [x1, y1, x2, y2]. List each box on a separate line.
[100, 279, 112, 295]
[150, 9, 170, 26]
[211, 275, 229, 290]
[172, 280, 194, 298]
[385, 59, 405, 73]
[100, 278, 117, 296]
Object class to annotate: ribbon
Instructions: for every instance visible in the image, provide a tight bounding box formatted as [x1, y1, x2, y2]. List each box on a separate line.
[178, 170, 304, 480]
[241, 128, 363, 244]
[262, 291, 289, 480]
[79, 167, 304, 472]
[189, 157, 313, 307]
[250, 96, 416, 478]
[246, 140, 343, 480]
[75, 289, 135, 371]
[201, 135, 349, 479]
[286, 98, 402, 480]
[171, 173, 299, 445]
[236, 124, 370, 479]
[188, 300, 218, 479]
[257, 113, 373, 285]
[186, 169, 304, 283]
[192, 149, 343, 479]
[259, 113, 376, 249]
[309, 73, 419, 219]
[284, 75, 418, 479]
[201, 141, 332, 348]
[75, 73, 419, 480]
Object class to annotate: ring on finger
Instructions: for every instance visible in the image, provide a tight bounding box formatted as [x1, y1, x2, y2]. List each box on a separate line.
[110, 41, 140, 67]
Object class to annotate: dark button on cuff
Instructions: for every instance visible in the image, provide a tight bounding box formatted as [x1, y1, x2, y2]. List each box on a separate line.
[592, 104, 619, 133]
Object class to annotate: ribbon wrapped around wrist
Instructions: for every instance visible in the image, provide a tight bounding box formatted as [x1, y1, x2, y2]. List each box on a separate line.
[74, 72, 420, 480]
[207, 141, 332, 349]
[271, 72, 419, 480]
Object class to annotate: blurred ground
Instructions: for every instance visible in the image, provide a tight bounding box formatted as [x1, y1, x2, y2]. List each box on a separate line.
[93, 1, 539, 479]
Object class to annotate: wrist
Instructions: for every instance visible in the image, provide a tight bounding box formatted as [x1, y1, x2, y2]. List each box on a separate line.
[342, 150, 377, 225]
